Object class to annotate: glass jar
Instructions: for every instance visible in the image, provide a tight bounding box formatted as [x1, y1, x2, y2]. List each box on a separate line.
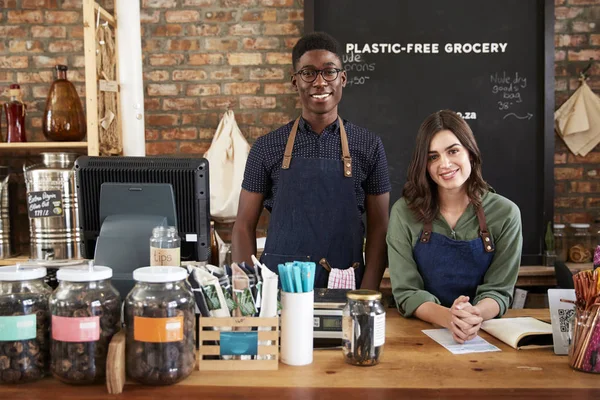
[49, 264, 121, 384]
[568, 223, 592, 263]
[150, 226, 181, 267]
[568, 307, 600, 373]
[0, 266, 51, 384]
[125, 267, 195, 385]
[3, 84, 27, 143]
[553, 224, 568, 263]
[42, 65, 86, 142]
[342, 289, 385, 366]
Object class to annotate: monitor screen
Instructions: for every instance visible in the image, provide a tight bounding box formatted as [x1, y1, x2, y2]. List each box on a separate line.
[74, 156, 211, 263]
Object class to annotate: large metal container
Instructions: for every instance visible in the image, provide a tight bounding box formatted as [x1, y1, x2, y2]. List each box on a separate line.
[24, 152, 82, 260]
[0, 166, 12, 259]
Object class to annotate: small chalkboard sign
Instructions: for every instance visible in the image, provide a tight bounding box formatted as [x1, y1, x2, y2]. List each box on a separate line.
[27, 190, 64, 218]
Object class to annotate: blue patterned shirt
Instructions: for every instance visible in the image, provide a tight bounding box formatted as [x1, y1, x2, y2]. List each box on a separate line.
[242, 117, 391, 215]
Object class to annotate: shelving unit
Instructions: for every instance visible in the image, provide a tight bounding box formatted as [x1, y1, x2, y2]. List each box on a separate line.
[0, 142, 89, 150]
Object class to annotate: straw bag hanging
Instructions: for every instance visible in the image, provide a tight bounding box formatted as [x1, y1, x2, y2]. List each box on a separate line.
[204, 110, 250, 222]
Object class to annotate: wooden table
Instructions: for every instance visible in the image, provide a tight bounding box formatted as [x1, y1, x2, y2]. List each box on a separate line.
[4, 309, 599, 399]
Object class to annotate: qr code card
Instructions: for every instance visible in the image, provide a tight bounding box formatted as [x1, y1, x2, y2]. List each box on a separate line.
[548, 289, 576, 355]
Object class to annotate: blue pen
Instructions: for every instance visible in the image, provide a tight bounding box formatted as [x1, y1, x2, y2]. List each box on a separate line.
[300, 263, 311, 292]
[285, 264, 295, 293]
[308, 262, 316, 291]
[292, 263, 303, 293]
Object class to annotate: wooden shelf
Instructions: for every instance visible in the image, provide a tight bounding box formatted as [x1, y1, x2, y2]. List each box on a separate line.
[0, 142, 88, 150]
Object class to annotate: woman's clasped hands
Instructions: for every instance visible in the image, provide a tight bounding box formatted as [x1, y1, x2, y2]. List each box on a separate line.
[449, 295, 483, 344]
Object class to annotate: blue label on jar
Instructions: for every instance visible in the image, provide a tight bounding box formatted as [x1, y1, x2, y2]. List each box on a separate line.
[0, 314, 37, 341]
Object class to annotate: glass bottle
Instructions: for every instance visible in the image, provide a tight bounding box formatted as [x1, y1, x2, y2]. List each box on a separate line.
[125, 267, 196, 385]
[49, 264, 121, 384]
[3, 84, 27, 143]
[342, 289, 385, 366]
[568, 223, 592, 263]
[150, 226, 181, 266]
[42, 65, 86, 142]
[0, 265, 51, 384]
[553, 224, 567, 263]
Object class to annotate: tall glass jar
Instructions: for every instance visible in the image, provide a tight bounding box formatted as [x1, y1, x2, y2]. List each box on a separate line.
[553, 224, 568, 263]
[49, 264, 121, 384]
[150, 226, 181, 267]
[0, 266, 51, 384]
[569, 306, 600, 373]
[42, 65, 86, 142]
[568, 223, 592, 263]
[125, 267, 195, 385]
[3, 84, 27, 143]
[342, 289, 385, 366]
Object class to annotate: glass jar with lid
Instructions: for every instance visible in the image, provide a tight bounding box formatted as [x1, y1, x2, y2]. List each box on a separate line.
[553, 224, 568, 263]
[0, 265, 51, 384]
[342, 289, 385, 366]
[150, 226, 181, 267]
[49, 263, 121, 384]
[124, 267, 195, 385]
[568, 223, 592, 263]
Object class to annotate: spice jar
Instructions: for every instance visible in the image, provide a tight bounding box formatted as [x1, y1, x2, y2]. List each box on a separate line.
[569, 223, 592, 263]
[342, 289, 385, 366]
[125, 267, 195, 385]
[49, 264, 121, 384]
[0, 265, 51, 384]
[569, 306, 600, 373]
[150, 226, 181, 267]
[554, 224, 568, 263]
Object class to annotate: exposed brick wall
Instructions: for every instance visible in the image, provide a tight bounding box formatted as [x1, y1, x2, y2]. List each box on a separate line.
[0, 0, 598, 253]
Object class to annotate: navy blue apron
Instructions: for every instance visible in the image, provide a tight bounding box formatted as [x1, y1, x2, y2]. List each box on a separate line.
[260, 117, 364, 288]
[413, 207, 495, 307]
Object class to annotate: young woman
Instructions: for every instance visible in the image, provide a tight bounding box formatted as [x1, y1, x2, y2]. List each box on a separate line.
[387, 110, 522, 343]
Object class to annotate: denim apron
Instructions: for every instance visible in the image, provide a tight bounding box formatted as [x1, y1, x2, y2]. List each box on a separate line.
[260, 117, 365, 288]
[413, 207, 495, 307]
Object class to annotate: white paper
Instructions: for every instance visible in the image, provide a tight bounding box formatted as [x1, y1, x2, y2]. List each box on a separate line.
[422, 329, 501, 355]
[548, 288, 576, 355]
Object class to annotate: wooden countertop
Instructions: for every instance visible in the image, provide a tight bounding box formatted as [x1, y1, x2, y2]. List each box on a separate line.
[4, 309, 599, 399]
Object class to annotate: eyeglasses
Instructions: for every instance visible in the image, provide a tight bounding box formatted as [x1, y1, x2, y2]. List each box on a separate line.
[293, 68, 343, 83]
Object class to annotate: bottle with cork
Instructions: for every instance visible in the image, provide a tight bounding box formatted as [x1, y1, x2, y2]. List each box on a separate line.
[3, 84, 27, 142]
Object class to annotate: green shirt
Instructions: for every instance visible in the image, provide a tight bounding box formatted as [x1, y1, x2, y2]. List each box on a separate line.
[387, 191, 522, 318]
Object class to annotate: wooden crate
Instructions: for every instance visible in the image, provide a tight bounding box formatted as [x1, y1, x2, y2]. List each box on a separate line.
[198, 317, 279, 371]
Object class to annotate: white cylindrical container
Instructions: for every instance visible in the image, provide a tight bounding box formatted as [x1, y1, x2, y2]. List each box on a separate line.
[280, 291, 313, 366]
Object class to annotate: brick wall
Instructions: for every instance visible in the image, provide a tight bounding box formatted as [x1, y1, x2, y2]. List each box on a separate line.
[0, 0, 599, 252]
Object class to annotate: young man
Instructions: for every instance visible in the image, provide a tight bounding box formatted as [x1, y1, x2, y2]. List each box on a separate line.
[232, 32, 390, 290]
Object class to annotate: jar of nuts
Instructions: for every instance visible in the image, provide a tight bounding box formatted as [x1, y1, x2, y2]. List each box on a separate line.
[0, 265, 52, 384]
[125, 267, 195, 385]
[49, 264, 121, 384]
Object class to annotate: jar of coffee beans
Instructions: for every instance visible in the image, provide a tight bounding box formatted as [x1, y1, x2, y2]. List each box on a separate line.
[125, 267, 195, 385]
[49, 264, 121, 384]
[0, 265, 51, 384]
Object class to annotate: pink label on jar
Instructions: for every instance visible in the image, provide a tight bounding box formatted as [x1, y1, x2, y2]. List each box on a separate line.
[52, 315, 100, 342]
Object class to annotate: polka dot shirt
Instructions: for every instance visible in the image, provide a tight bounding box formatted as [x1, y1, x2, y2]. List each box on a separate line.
[242, 117, 391, 216]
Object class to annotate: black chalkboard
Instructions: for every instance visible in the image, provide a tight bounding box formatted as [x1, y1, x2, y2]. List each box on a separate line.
[27, 190, 64, 218]
[306, 0, 555, 264]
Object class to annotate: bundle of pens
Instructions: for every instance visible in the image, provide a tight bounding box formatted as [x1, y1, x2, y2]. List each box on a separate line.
[568, 268, 600, 373]
[277, 262, 315, 293]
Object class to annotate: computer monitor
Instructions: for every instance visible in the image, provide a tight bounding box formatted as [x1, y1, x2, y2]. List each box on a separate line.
[74, 156, 211, 294]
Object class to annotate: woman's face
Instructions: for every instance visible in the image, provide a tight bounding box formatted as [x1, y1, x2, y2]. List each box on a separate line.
[427, 129, 472, 194]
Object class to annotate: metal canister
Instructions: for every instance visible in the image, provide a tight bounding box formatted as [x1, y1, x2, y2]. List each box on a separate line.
[24, 152, 82, 261]
[0, 166, 12, 259]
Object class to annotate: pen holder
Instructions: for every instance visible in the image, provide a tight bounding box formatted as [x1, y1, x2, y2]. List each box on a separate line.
[280, 290, 314, 366]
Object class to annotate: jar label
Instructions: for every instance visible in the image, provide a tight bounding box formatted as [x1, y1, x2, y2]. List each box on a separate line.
[374, 313, 386, 347]
[342, 315, 354, 352]
[52, 316, 100, 342]
[27, 190, 63, 218]
[150, 247, 180, 266]
[0, 314, 37, 341]
[134, 316, 184, 343]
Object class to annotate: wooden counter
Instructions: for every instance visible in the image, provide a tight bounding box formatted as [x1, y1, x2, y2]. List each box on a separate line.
[3, 309, 599, 399]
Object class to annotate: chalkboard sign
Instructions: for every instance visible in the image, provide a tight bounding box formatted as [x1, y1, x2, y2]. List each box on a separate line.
[27, 190, 64, 218]
[306, 0, 554, 264]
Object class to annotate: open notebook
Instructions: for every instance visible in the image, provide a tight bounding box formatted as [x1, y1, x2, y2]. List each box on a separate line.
[481, 317, 553, 349]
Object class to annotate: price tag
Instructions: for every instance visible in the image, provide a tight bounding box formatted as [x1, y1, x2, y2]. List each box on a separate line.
[27, 190, 63, 218]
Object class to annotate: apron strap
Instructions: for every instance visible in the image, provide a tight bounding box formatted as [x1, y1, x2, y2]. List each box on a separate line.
[281, 116, 352, 178]
[420, 206, 495, 252]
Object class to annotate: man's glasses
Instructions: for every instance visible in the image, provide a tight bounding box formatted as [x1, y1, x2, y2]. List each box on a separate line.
[294, 68, 343, 83]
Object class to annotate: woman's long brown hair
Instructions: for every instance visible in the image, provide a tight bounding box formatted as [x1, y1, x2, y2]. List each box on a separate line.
[402, 110, 489, 223]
